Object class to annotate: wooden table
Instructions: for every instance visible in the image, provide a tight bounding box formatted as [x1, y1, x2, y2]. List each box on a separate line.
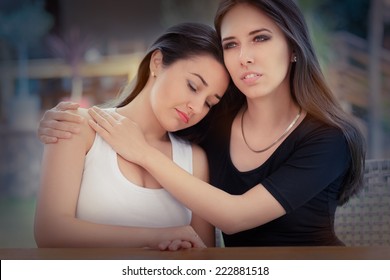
[1, 246, 389, 260]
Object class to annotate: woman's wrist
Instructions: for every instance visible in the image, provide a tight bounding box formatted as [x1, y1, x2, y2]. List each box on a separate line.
[140, 144, 160, 169]
[147, 227, 179, 248]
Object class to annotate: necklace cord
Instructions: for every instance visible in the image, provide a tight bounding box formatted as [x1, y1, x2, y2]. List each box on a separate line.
[241, 106, 302, 153]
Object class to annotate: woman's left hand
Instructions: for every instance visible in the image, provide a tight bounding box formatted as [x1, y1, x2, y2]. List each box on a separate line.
[88, 106, 148, 165]
[158, 240, 194, 251]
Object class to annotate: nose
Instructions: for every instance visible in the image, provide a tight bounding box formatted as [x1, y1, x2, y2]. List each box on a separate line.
[187, 96, 205, 115]
[239, 47, 254, 66]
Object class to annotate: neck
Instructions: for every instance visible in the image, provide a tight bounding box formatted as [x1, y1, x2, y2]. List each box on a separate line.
[243, 79, 297, 125]
[241, 104, 302, 153]
[116, 92, 169, 143]
[244, 97, 299, 131]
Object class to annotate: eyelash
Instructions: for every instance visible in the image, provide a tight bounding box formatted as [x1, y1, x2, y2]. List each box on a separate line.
[187, 82, 197, 92]
[223, 42, 236, 50]
[223, 35, 270, 50]
[254, 34, 270, 42]
[187, 81, 212, 109]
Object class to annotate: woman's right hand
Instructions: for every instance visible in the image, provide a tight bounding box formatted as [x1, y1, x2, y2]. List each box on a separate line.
[154, 226, 206, 251]
[38, 101, 84, 144]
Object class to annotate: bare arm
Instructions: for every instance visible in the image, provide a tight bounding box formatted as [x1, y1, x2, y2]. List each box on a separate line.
[34, 109, 205, 249]
[88, 107, 286, 234]
[189, 144, 215, 247]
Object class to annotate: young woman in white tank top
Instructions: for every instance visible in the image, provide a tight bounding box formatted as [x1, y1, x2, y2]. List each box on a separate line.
[34, 23, 229, 250]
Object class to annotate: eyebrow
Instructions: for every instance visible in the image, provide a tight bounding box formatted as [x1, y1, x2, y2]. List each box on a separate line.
[190, 73, 208, 87]
[222, 28, 272, 42]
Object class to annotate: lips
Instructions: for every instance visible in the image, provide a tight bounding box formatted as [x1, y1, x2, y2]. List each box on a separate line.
[244, 73, 259, 79]
[175, 109, 189, 124]
[241, 72, 261, 80]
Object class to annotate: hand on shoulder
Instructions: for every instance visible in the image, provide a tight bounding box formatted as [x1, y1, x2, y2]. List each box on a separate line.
[62, 107, 96, 150]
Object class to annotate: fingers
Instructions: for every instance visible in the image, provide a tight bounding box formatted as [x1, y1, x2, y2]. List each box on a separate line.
[37, 119, 80, 144]
[179, 241, 193, 249]
[45, 110, 84, 124]
[158, 240, 172, 251]
[42, 119, 81, 134]
[88, 118, 107, 138]
[167, 240, 185, 251]
[88, 108, 111, 133]
[38, 119, 78, 138]
[110, 110, 126, 122]
[37, 102, 83, 144]
[158, 240, 193, 251]
[38, 125, 72, 140]
[56, 101, 80, 111]
[39, 135, 59, 144]
[157, 235, 205, 251]
[88, 107, 119, 130]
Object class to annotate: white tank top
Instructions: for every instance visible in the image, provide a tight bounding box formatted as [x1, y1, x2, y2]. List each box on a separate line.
[76, 119, 192, 228]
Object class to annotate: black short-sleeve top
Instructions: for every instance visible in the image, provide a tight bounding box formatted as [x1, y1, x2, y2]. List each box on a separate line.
[202, 114, 350, 246]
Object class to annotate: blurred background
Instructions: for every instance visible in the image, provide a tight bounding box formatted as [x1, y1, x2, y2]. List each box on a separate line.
[0, 0, 389, 247]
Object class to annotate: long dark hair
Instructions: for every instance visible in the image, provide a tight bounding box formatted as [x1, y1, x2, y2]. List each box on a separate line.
[214, 0, 366, 205]
[113, 22, 226, 143]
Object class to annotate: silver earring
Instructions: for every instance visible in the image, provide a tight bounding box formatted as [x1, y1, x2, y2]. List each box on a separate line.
[293, 56, 297, 62]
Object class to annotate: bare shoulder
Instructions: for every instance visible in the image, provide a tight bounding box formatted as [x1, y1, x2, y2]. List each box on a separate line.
[191, 144, 209, 181]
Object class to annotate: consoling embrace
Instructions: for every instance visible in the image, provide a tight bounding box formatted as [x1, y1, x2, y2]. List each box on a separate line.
[36, 0, 366, 250]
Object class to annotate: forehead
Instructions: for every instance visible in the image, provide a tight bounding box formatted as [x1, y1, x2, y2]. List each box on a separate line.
[176, 54, 221, 68]
[220, 3, 280, 37]
[173, 55, 229, 89]
[173, 55, 227, 76]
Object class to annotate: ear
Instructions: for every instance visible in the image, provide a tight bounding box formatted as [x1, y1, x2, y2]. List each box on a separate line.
[149, 50, 163, 75]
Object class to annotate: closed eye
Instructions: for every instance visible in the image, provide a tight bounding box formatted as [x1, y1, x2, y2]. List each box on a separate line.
[187, 81, 197, 92]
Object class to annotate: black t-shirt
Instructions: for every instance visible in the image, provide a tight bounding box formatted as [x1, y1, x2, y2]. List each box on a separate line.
[202, 114, 350, 246]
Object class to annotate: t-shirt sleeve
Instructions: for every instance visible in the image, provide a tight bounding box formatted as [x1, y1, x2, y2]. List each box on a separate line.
[261, 126, 350, 213]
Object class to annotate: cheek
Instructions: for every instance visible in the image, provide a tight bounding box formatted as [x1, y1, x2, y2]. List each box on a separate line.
[151, 77, 173, 105]
[190, 111, 208, 126]
[274, 45, 292, 70]
[273, 55, 291, 81]
[223, 53, 236, 74]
